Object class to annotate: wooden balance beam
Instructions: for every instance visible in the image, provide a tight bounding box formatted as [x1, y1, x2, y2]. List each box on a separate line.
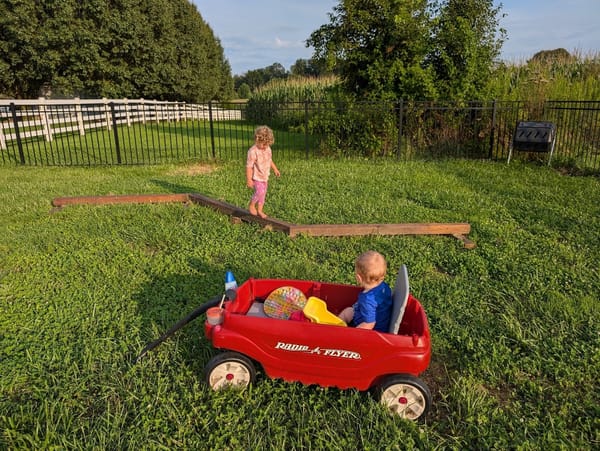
[51, 193, 476, 248]
[52, 193, 190, 206]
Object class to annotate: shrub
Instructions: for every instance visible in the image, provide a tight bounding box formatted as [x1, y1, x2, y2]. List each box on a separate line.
[308, 90, 398, 157]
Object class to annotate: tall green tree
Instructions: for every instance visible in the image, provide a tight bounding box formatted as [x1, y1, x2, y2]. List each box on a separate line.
[0, 0, 232, 101]
[307, 0, 505, 101]
[427, 0, 506, 100]
[0, 0, 51, 98]
[307, 0, 437, 100]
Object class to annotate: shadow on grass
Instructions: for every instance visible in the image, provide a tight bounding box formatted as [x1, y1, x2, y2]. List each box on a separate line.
[149, 179, 199, 194]
[149, 178, 234, 200]
[131, 257, 248, 372]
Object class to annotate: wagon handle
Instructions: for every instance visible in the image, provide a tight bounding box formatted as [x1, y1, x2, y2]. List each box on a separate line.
[134, 289, 237, 363]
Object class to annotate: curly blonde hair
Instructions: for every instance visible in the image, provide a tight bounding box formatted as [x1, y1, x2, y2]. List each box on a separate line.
[254, 125, 275, 146]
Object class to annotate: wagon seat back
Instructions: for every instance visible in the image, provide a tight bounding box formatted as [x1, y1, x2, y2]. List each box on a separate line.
[388, 264, 409, 334]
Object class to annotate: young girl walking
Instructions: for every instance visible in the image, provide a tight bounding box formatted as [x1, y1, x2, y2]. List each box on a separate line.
[246, 125, 280, 218]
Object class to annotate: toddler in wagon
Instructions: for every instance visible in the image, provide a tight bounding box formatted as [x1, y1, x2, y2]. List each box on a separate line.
[338, 250, 392, 332]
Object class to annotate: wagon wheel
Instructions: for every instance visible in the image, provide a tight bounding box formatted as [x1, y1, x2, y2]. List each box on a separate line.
[204, 352, 256, 390]
[375, 375, 431, 421]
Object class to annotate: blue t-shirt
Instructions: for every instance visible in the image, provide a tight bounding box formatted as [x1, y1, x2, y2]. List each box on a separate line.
[352, 281, 392, 332]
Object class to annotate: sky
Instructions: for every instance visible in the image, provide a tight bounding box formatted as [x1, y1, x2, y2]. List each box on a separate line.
[194, 0, 600, 75]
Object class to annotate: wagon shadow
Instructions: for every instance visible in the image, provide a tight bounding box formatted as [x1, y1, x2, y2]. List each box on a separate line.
[131, 257, 241, 371]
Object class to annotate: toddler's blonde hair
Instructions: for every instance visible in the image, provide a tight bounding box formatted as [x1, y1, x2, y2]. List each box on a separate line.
[254, 125, 274, 146]
[355, 250, 387, 285]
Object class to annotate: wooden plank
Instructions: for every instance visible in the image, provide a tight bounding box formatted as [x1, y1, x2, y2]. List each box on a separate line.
[188, 193, 292, 232]
[52, 193, 190, 207]
[235, 214, 291, 232]
[188, 193, 247, 216]
[452, 234, 477, 249]
[288, 222, 471, 237]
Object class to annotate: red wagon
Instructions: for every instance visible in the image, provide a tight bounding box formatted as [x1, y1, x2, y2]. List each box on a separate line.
[202, 265, 432, 421]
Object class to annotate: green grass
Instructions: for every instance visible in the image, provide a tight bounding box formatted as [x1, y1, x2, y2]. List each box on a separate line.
[1, 160, 598, 449]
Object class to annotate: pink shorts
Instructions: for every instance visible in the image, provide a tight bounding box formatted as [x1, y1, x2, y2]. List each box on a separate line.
[251, 181, 268, 204]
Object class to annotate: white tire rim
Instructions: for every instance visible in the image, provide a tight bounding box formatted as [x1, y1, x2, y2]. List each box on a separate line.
[208, 361, 252, 389]
[380, 383, 426, 420]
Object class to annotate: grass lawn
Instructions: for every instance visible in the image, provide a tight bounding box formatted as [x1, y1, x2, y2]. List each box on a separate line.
[0, 159, 598, 449]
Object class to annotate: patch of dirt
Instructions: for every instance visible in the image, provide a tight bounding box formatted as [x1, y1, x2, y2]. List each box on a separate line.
[422, 356, 450, 401]
[555, 166, 599, 177]
[433, 265, 452, 278]
[422, 357, 451, 421]
[167, 163, 217, 177]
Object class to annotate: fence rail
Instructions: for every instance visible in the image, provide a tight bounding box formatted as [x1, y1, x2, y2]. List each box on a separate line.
[0, 98, 240, 148]
[1, 98, 598, 170]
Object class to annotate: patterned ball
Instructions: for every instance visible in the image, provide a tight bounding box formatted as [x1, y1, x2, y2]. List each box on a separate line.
[264, 286, 308, 319]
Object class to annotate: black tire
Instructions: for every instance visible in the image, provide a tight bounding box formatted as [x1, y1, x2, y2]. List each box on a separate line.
[374, 374, 431, 421]
[204, 352, 256, 390]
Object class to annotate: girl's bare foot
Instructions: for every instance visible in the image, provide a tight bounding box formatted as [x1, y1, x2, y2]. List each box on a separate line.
[258, 211, 267, 218]
[248, 204, 258, 215]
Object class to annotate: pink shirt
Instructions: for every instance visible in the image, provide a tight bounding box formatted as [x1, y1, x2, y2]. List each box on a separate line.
[246, 145, 272, 182]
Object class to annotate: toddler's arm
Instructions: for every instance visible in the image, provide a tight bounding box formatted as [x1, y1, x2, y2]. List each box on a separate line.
[271, 161, 280, 177]
[246, 166, 254, 188]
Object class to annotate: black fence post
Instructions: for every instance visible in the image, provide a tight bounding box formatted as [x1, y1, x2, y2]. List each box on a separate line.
[396, 99, 404, 160]
[208, 101, 216, 158]
[304, 100, 310, 159]
[110, 102, 122, 164]
[489, 99, 497, 159]
[10, 103, 26, 164]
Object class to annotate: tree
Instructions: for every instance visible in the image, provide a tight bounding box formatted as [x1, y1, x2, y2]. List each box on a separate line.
[236, 83, 251, 99]
[307, 0, 505, 101]
[427, 0, 506, 100]
[289, 58, 328, 77]
[264, 62, 287, 80]
[307, 0, 437, 100]
[528, 48, 573, 65]
[0, 0, 60, 98]
[233, 63, 288, 92]
[0, 0, 233, 101]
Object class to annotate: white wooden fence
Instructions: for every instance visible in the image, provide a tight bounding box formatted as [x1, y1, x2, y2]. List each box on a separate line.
[0, 98, 242, 150]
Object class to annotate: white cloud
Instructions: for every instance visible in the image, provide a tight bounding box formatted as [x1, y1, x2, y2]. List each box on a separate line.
[499, 0, 600, 60]
[274, 37, 304, 49]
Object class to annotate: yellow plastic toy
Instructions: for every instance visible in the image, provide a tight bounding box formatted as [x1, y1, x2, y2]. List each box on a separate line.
[302, 296, 347, 327]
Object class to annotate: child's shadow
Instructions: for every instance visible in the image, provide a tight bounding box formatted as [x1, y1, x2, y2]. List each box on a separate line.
[149, 179, 199, 195]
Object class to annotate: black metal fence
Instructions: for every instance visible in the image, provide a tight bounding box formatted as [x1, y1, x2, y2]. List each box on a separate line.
[1, 98, 598, 170]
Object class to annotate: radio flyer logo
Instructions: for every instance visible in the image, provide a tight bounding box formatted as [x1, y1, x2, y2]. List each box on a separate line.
[274, 341, 361, 360]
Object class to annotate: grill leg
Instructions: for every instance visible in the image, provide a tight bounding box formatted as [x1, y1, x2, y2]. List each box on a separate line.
[547, 138, 556, 166]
